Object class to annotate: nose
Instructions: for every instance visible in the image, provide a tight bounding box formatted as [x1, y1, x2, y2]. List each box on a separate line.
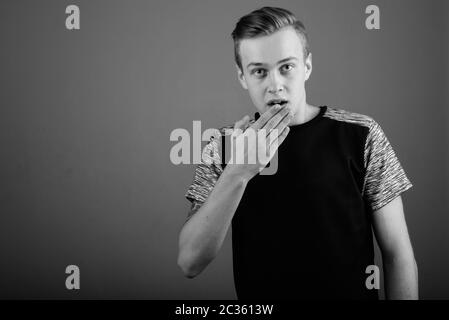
[267, 71, 284, 94]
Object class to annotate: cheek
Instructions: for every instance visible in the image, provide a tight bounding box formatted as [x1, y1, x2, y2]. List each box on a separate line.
[248, 83, 264, 99]
[289, 74, 306, 90]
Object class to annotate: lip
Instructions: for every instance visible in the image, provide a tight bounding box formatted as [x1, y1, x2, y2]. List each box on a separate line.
[266, 99, 289, 107]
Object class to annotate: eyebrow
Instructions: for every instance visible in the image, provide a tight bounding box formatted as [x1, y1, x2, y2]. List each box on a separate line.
[246, 56, 299, 69]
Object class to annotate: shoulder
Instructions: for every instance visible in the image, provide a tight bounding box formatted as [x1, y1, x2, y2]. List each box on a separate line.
[323, 106, 378, 130]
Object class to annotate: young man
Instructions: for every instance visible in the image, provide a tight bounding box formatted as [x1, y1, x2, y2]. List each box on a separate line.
[177, 7, 418, 300]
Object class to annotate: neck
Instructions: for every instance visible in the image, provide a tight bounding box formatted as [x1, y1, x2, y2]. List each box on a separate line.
[289, 100, 320, 126]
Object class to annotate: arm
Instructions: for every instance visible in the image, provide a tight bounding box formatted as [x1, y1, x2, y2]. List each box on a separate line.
[372, 195, 418, 299]
[177, 166, 248, 278]
[177, 105, 292, 278]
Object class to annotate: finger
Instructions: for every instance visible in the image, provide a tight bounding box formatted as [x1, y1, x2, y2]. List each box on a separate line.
[270, 125, 290, 148]
[241, 115, 252, 131]
[233, 115, 250, 135]
[267, 124, 289, 148]
[262, 107, 292, 135]
[233, 116, 245, 129]
[251, 104, 285, 130]
[267, 126, 290, 159]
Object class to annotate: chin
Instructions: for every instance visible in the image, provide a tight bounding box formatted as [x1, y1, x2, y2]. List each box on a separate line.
[258, 106, 268, 114]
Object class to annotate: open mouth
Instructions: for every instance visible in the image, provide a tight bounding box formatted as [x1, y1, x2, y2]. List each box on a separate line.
[267, 99, 289, 107]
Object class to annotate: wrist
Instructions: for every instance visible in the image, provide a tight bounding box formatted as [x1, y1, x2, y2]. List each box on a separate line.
[222, 166, 251, 186]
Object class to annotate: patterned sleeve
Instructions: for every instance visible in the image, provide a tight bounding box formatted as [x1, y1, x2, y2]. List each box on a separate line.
[184, 136, 224, 221]
[363, 119, 413, 211]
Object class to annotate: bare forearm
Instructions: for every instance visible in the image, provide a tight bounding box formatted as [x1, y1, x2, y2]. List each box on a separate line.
[177, 167, 248, 277]
[383, 255, 418, 300]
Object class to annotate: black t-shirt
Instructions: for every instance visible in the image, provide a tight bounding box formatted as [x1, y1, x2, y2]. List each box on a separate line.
[185, 106, 412, 300]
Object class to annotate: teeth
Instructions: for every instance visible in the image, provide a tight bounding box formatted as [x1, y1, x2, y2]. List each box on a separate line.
[268, 100, 287, 106]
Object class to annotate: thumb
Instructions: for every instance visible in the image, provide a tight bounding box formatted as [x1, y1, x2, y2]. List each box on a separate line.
[234, 115, 251, 131]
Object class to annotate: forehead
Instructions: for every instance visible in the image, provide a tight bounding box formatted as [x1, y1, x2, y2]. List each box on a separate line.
[239, 26, 304, 67]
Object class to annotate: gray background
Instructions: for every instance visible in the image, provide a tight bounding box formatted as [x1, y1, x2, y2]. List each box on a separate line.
[0, 0, 448, 299]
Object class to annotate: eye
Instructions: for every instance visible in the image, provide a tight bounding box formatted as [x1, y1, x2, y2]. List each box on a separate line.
[281, 64, 294, 72]
[252, 68, 267, 77]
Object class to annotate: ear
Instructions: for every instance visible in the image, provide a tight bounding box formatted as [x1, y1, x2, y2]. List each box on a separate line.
[236, 65, 248, 90]
[304, 52, 312, 81]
